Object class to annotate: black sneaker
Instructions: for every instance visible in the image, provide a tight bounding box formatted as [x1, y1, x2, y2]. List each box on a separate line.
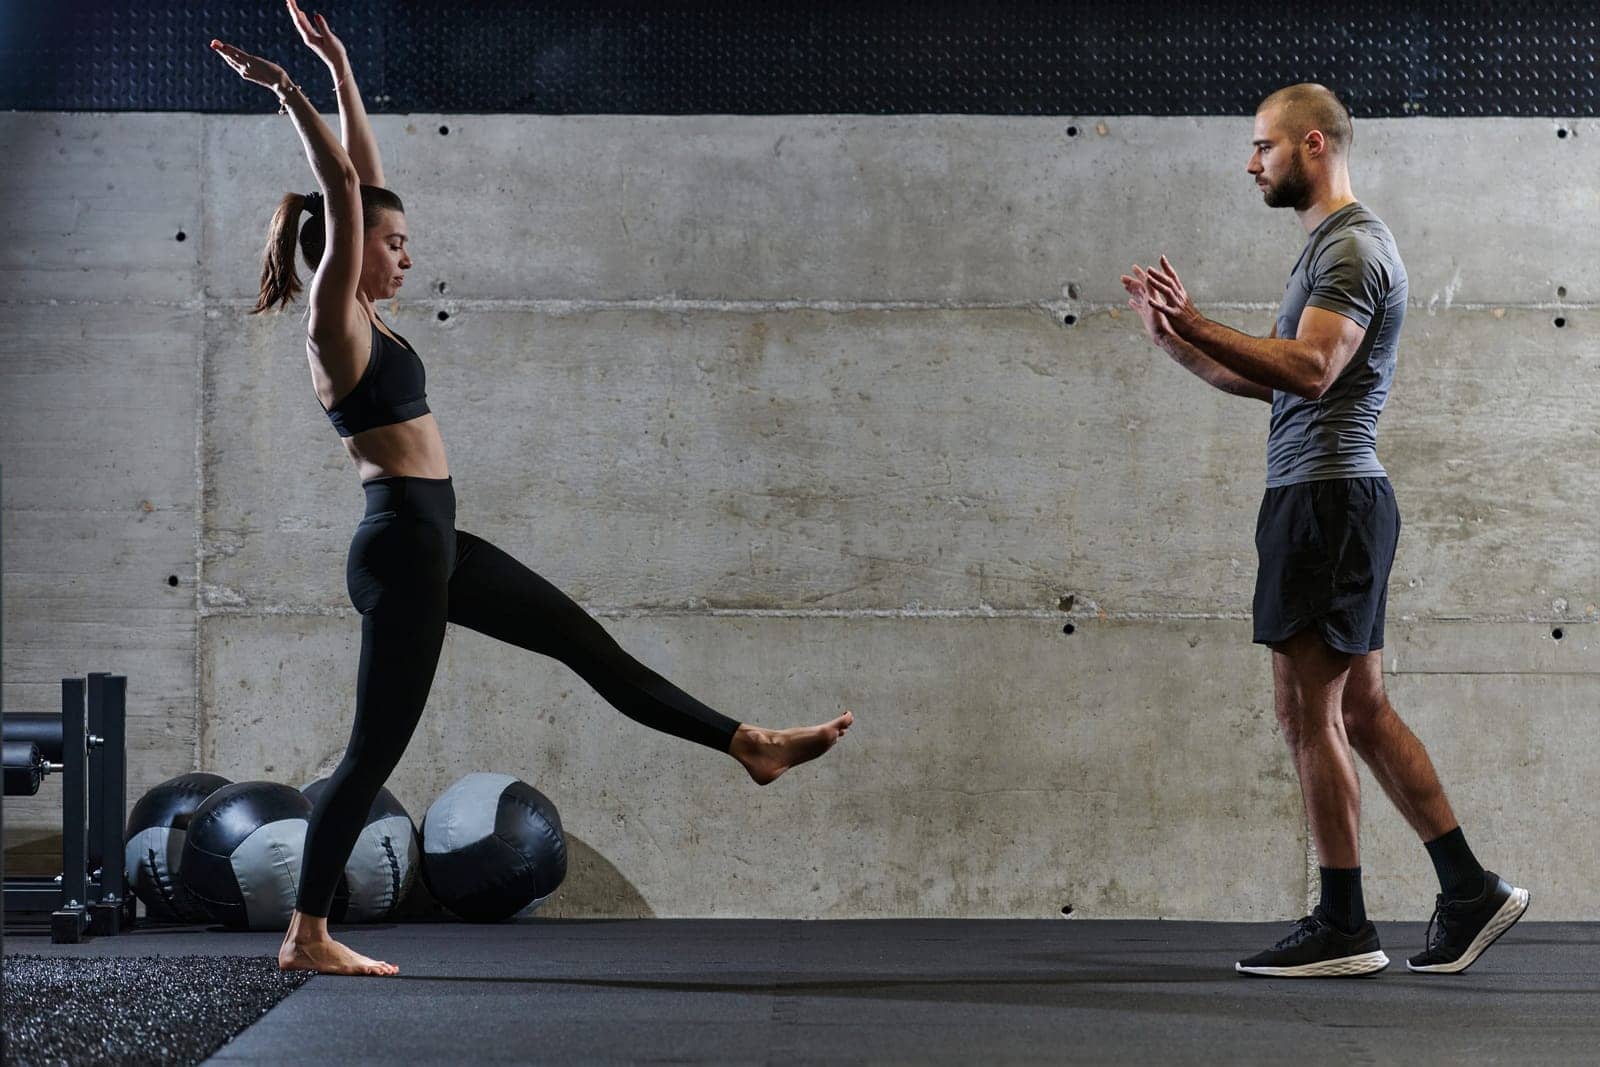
[1407, 872, 1529, 974]
[1235, 908, 1389, 977]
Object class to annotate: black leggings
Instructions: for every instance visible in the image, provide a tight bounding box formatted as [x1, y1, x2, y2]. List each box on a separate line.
[296, 475, 742, 917]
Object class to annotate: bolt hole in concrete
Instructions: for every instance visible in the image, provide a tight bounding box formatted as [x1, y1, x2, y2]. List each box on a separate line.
[1557, 127, 1570, 138]
[1067, 283, 1080, 299]
[1062, 313, 1078, 326]
[1062, 623, 1076, 635]
[437, 281, 448, 294]
[166, 575, 179, 587]
[1553, 316, 1566, 328]
[175, 230, 186, 242]
[1553, 627, 1565, 640]
[438, 310, 451, 322]
[439, 124, 450, 135]
[1557, 285, 1568, 299]
[1066, 125, 1079, 137]
[1060, 905, 1074, 916]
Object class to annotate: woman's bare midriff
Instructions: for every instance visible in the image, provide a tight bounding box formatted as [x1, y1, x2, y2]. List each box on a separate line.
[343, 413, 450, 482]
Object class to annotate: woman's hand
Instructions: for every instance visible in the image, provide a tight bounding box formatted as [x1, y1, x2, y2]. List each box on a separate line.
[209, 39, 290, 94]
[286, 0, 350, 78]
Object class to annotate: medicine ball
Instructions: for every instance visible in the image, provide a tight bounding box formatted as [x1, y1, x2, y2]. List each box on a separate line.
[123, 772, 232, 922]
[420, 772, 566, 922]
[180, 781, 311, 930]
[300, 778, 420, 922]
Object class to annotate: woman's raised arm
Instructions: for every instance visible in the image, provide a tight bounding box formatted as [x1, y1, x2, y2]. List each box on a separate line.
[210, 37, 363, 343]
[287, 1, 386, 188]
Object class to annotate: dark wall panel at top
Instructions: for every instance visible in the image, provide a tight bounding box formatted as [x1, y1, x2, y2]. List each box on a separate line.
[2, 1, 1596, 116]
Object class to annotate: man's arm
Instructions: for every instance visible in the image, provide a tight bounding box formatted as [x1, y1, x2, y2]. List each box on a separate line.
[1174, 308, 1362, 400]
[1120, 266, 1272, 401]
[1144, 257, 1365, 400]
[1157, 331, 1275, 401]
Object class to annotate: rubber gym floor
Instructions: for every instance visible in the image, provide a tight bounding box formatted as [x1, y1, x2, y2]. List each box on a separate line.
[3, 917, 1595, 1065]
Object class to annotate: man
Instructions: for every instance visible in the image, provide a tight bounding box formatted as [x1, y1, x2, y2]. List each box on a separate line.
[1122, 83, 1528, 977]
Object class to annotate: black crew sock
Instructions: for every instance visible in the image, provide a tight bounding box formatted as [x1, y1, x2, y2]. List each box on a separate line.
[1318, 866, 1366, 934]
[1424, 826, 1486, 900]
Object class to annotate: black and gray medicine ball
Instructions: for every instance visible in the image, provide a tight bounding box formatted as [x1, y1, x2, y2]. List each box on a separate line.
[180, 781, 311, 930]
[124, 772, 233, 922]
[420, 772, 566, 922]
[301, 778, 420, 922]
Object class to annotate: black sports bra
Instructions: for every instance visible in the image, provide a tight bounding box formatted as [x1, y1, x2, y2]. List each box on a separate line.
[320, 320, 430, 438]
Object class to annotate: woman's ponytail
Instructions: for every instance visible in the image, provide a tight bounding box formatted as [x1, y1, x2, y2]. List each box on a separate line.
[251, 185, 400, 314]
[253, 192, 312, 314]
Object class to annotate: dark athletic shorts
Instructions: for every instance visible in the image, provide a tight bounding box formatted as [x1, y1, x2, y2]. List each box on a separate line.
[1253, 476, 1400, 656]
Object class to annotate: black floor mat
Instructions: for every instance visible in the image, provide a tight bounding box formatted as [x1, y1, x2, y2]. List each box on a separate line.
[2, 954, 310, 1066]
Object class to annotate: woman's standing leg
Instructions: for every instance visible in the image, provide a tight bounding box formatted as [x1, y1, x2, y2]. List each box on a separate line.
[445, 530, 851, 783]
[280, 478, 455, 976]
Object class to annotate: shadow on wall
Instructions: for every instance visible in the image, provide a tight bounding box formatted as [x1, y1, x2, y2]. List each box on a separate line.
[537, 833, 655, 919]
[396, 831, 654, 921]
[2, 831, 64, 877]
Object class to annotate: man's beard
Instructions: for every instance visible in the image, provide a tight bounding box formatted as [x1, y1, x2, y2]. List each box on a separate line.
[1262, 152, 1313, 209]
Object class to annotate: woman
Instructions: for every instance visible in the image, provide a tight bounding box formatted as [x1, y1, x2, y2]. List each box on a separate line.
[210, 2, 853, 977]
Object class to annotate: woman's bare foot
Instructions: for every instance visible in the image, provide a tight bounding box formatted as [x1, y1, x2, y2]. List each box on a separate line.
[278, 910, 397, 976]
[279, 936, 398, 976]
[730, 710, 854, 786]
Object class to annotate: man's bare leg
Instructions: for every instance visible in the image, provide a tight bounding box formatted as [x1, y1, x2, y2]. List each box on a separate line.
[730, 710, 854, 785]
[1237, 629, 1387, 976]
[278, 911, 398, 976]
[1273, 629, 1361, 869]
[1340, 650, 1458, 841]
[1337, 651, 1529, 971]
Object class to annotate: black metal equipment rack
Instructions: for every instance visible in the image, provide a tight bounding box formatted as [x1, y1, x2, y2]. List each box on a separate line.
[2, 674, 136, 943]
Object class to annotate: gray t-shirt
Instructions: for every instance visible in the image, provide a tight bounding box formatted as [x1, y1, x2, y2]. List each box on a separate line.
[1266, 201, 1406, 488]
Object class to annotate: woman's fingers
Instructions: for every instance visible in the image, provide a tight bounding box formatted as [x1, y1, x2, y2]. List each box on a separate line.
[208, 38, 283, 88]
[212, 40, 254, 64]
[209, 41, 246, 72]
[286, 0, 319, 42]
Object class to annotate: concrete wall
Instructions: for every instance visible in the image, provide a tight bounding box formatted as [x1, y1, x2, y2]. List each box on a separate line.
[2, 113, 1595, 919]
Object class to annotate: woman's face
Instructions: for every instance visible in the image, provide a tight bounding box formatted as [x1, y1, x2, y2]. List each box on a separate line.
[361, 210, 412, 301]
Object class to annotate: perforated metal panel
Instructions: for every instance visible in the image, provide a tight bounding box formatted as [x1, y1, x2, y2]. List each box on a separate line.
[3, 1, 1596, 115]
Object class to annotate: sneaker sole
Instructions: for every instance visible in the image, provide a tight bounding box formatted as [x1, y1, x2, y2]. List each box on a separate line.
[1407, 886, 1530, 974]
[1235, 950, 1390, 978]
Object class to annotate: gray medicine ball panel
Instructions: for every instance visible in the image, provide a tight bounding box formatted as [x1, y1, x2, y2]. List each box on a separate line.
[227, 819, 310, 931]
[124, 772, 232, 922]
[421, 773, 565, 922]
[181, 781, 310, 930]
[422, 772, 517, 855]
[342, 813, 420, 922]
[300, 778, 420, 922]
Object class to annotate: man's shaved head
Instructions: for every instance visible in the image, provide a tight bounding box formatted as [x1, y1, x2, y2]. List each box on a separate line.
[1257, 83, 1353, 156]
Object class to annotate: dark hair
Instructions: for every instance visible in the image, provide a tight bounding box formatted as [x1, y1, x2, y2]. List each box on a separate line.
[1257, 83, 1354, 156]
[253, 185, 407, 314]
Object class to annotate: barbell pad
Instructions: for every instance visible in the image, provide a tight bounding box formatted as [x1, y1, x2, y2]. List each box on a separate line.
[3, 739, 45, 796]
[2, 714, 65, 763]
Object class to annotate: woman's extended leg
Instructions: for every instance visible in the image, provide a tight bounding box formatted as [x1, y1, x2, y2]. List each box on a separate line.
[446, 530, 852, 783]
